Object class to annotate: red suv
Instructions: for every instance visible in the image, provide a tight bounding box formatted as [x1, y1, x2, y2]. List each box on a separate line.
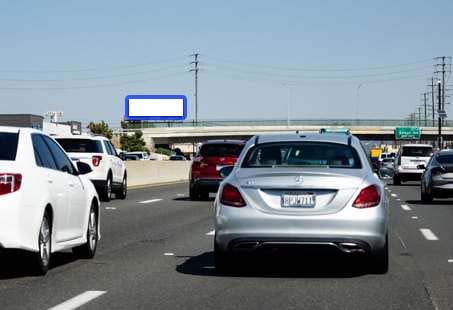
[190, 140, 245, 200]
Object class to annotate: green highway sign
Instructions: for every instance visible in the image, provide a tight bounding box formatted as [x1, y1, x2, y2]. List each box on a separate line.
[394, 127, 421, 140]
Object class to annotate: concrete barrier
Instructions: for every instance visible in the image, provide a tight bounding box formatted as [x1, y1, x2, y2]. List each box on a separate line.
[125, 161, 191, 188]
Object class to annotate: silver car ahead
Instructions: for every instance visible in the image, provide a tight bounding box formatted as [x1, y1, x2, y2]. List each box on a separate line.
[214, 133, 388, 273]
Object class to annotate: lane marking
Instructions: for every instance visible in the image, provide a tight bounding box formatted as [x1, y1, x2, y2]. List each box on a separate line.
[420, 228, 439, 241]
[164, 252, 174, 256]
[138, 199, 163, 204]
[176, 193, 185, 197]
[396, 198, 401, 201]
[48, 291, 106, 310]
[401, 204, 412, 211]
[391, 193, 397, 197]
[448, 259, 453, 263]
[411, 216, 419, 219]
[105, 207, 116, 210]
[206, 230, 215, 236]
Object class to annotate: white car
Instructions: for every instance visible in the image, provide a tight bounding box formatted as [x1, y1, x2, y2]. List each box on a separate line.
[393, 144, 433, 185]
[126, 151, 149, 160]
[56, 135, 127, 201]
[0, 127, 100, 275]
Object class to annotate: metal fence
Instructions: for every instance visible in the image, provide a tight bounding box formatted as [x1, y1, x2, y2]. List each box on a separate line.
[122, 119, 453, 129]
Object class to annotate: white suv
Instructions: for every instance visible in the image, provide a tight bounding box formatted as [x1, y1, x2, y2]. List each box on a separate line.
[393, 144, 433, 185]
[56, 135, 127, 201]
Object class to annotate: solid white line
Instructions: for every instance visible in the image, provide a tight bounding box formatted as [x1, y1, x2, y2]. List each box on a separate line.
[206, 230, 215, 236]
[138, 199, 163, 204]
[391, 193, 397, 197]
[401, 204, 412, 211]
[48, 291, 106, 310]
[420, 228, 439, 241]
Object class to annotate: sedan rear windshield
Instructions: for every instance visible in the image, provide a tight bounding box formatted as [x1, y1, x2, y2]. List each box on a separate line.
[402, 146, 433, 157]
[242, 142, 362, 168]
[56, 138, 103, 153]
[0, 132, 19, 161]
[436, 154, 453, 164]
[199, 144, 244, 157]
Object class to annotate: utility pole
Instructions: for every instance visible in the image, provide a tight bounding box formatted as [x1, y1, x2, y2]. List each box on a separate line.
[423, 92, 427, 127]
[431, 78, 435, 127]
[189, 53, 200, 126]
[438, 80, 442, 149]
[434, 56, 452, 127]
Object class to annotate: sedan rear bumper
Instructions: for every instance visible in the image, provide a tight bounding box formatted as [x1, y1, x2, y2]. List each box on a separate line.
[215, 203, 388, 255]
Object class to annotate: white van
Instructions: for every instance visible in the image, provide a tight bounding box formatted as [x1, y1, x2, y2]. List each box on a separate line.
[393, 144, 433, 185]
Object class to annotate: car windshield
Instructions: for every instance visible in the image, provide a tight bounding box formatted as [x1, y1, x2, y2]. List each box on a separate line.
[0, 132, 19, 161]
[437, 154, 453, 164]
[243, 142, 362, 168]
[199, 144, 244, 157]
[402, 146, 433, 157]
[56, 139, 103, 153]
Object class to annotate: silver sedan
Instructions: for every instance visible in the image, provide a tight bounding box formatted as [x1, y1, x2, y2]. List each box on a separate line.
[214, 133, 388, 273]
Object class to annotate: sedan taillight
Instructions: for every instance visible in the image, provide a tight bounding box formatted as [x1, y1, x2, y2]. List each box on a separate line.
[0, 173, 22, 196]
[220, 183, 246, 207]
[92, 155, 102, 167]
[353, 185, 381, 208]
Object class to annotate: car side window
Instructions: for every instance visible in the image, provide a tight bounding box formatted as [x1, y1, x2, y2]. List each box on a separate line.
[43, 136, 75, 174]
[31, 134, 58, 170]
[103, 141, 114, 156]
[108, 142, 118, 156]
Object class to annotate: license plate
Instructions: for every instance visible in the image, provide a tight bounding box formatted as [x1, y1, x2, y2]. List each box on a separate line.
[281, 192, 316, 208]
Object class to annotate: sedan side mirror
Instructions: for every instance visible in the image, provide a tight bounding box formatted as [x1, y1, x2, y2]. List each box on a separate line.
[219, 166, 234, 178]
[77, 162, 93, 175]
[417, 164, 426, 170]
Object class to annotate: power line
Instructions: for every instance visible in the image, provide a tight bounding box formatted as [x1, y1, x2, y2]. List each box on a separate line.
[0, 71, 186, 90]
[0, 56, 186, 73]
[205, 56, 433, 72]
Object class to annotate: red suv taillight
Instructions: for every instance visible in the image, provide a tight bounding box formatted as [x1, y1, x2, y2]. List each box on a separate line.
[92, 155, 102, 167]
[220, 183, 246, 207]
[0, 173, 22, 196]
[353, 185, 381, 208]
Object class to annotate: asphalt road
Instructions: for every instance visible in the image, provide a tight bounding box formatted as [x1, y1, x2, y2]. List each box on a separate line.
[1, 181, 453, 310]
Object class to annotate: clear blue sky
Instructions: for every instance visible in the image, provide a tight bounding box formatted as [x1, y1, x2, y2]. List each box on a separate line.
[1, 0, 452, 126]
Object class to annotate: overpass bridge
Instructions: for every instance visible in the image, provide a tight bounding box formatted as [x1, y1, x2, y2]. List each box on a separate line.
[118, 119, 453, 147]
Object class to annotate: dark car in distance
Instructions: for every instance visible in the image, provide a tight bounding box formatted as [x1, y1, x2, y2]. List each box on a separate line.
[189, 140, 245, 200]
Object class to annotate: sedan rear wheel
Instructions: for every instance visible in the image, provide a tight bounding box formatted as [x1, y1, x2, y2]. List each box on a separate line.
[73, 204, 98, 259]
[35, 213, 51, 275]
[371, 234, 389, 274]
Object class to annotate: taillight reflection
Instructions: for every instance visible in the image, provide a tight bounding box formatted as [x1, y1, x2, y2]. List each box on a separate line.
[92, 155, 102, 167]
[0, 173, 22, 196]
[220, 183, 246, 207]
[353, 185, 381, 208]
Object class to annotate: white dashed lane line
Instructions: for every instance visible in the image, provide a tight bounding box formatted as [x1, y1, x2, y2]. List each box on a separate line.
[411, 216, 419, 220]
[448, 259, 453, 263]
[105, 207, 116, 210]
[48, 291, 106, 310]
[206, 230, 215, 236]
[391, 193, 397, 197]
[138, 199, 163, 204]
[401, 204, 412, 211]
[163, 253, 175, 256]
[420, 228, 439, 241]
